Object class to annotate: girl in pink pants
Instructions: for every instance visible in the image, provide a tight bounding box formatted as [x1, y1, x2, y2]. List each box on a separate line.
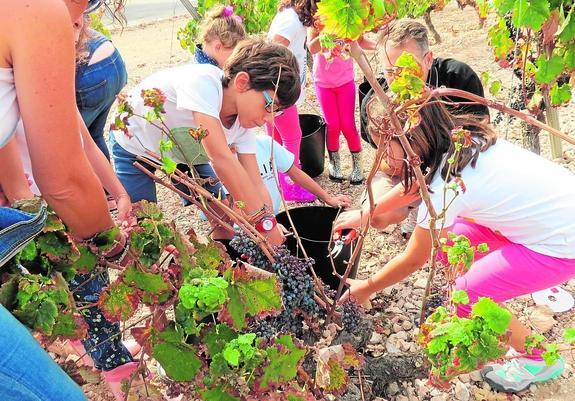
[308, 30, 376, 184]
[334, 101, 575, 393]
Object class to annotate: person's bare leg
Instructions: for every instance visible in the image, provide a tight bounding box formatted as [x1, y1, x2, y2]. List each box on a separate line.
[507, 314, 532, 352]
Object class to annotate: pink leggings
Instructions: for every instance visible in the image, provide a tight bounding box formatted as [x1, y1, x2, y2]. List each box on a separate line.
[265, 104, 302, 165]
[315, 80, 362, 153]
[441, 219, 575, 317]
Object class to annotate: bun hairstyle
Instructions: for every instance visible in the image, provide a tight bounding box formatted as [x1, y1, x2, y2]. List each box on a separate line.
[199, 5, 247, 49]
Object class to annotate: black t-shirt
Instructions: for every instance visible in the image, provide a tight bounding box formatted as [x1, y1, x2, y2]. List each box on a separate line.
[360, 58, 489, 147]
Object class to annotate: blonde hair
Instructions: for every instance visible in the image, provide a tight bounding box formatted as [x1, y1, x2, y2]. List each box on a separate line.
[198, 5, 246, 48]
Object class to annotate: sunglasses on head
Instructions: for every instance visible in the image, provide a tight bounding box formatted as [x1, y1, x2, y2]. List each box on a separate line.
[85, 0, 104, 14]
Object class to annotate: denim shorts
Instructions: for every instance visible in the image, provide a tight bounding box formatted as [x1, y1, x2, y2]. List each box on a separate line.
[0, 201, 47, 268]
[76, 47, 127, 160]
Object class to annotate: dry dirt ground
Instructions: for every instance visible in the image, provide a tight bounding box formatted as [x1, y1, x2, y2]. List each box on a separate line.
[79, 2, 575, 400]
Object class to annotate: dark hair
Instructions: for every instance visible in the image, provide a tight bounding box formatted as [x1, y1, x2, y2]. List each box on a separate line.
[367, 99, 497, 192]
[279, 0, 317, 27]
[222, 39, 301, 109]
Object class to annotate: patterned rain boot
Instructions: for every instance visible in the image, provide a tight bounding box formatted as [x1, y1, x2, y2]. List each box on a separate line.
[328, 151, 344, 182]
[350, 151, 364, 185]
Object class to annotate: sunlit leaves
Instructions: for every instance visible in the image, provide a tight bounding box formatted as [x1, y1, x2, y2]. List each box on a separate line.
[488, 19, 515, 61]
[98, 281, 140, 322]
[260, 335, 306, 390]
[388, 52, 425, 102]
[512, 0, 551, 31]
[316, 0, 371, 40]
[534, 53, 564, 84]
[549, 82, 572, 105]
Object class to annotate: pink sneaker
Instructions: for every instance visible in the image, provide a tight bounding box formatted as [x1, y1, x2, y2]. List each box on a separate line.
[280, 173, 316, 203]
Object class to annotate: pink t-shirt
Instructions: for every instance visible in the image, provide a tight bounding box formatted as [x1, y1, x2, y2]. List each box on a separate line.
[312, 53, 354, 88]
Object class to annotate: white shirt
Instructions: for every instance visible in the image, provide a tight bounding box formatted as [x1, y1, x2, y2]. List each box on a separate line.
[268, 7, 307, 104]
[0, 67, 19, 148]
[113, 64, 256, 162]
[255, 135, 295, 214]
[417, 139, 575, 258]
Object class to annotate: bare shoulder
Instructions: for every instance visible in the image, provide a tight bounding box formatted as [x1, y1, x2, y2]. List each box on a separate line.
[0, 0, 71, 42]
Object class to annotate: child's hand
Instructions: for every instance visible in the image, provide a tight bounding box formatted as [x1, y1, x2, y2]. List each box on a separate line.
[325, 195, 352, 209]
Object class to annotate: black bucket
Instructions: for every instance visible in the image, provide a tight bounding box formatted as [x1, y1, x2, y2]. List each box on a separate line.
[299, 114, 326, 178]
[359, 76, 387, 148]
[276, 206, 361, 292]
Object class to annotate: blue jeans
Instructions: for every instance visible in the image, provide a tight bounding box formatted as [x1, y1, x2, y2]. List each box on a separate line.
[0, 201, 47, 268]
[110, 132, 225, 203]
[0, 305, 86, 401]
[76, 47, 127, 160]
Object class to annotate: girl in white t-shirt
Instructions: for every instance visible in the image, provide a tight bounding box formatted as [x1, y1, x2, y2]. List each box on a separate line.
[111, 39, 301, 244]
[334, 102, 575, 393]
[266, 0, 316, 203]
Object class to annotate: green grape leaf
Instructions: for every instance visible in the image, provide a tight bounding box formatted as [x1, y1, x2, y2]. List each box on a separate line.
[471, 297, 512, 335]
[452, 290, 470, 305]
[202, 323, 237, 357]
[564, 327, 575, 344]
[97, 282, 140, 322]
[190, 240, 225, 272]
[173, 231, 197, 278]
[199, 387, 239, 401]
[260, 335, 306, 390]
[488, 19, 515, 61]
[17, 241, 38, 263]
[72, 245, 98, 274]
[489, 80, 502, 96]
[37, 232, 79, 265]
[14, 297, 58, 335]
[525, 333, 546, 353]
[52, 312, 88, 339]
[44, 213, 66, 232]
[123, 265, 171, 303]
[161, 155, 177, 174]
[512, 0, 551, 31]
[550, 82, 572, 106]
[159, 139, 173, 153]
[133, 200, 164, 220]
[179, 277, 229, 315]
[475, 0, 489, 20]
[208, 353, 233, 379]
[542, 343, 560, 365]
[564, 44, 575, 71]
[388, 52, 425, 101]
[493, 0, 515, 15]
[558, 7, 575, 42]
[316, 0, 371, 40]
[219, 264, 282, 330]
[222, 346, 241, 367]
[0, 275, 19, 309]
[152, 342, 202, 381]
[534, 53, 564, 84]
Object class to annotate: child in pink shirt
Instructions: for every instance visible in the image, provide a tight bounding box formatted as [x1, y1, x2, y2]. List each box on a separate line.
[308, 30, 376, 184]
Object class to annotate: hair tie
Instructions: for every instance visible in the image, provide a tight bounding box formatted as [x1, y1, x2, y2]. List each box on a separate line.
[222, 5, 243, 23]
